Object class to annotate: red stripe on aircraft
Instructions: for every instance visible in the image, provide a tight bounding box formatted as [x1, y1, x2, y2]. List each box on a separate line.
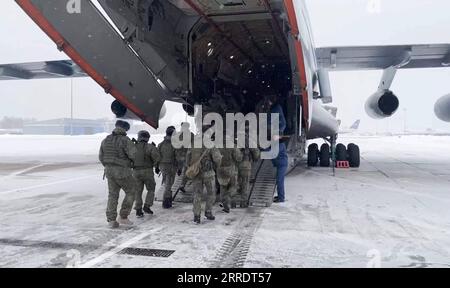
[284, 0, 310, 128]
[15, 0, 158, 128]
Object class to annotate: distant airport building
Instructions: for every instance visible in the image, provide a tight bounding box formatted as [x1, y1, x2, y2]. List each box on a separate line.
[0, 129, 23, 135]
[23, 118, 106, 135]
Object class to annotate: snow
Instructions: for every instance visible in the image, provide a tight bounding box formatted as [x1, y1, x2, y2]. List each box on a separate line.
[247, 135, 450, 268]
[0, 135, 450, 267]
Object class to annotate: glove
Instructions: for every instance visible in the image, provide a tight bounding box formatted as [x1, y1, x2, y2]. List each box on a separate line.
[155, 167, 160, 175]
[177, 169, 182, 176]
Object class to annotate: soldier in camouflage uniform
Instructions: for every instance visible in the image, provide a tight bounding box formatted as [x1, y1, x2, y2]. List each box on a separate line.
[157, 126, 178, 209]
[217, 133, 243, 213]
[133, 130, 161, 218]
[235, 127, 260, 208]
[99, 120, 136, 229]
[187, 126, 222, 224]
[174, 122, 195, 193]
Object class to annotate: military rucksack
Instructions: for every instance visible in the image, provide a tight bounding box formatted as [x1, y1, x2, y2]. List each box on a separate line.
[219, 149, 235, 167]
[134, 142, 153, 169]
[186, 149, 210, 179]
[158, 139, 175, 164]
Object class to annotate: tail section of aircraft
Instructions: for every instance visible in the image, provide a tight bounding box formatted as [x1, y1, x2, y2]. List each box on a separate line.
[350, 120, 361, 130]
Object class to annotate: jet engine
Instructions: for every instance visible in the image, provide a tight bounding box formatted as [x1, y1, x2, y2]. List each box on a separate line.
[434, 94, 450, 122]
[365, 90, 400, 119]
[111, 100, 167, 121]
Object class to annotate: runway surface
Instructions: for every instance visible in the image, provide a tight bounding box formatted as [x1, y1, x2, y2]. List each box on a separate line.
[0, 134, 449, 268]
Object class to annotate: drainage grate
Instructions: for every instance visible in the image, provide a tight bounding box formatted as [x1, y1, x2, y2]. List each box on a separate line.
[118, 248, 175, 258]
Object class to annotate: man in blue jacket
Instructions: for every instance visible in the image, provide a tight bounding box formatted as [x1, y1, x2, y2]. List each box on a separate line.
[268, 95, 288, 203]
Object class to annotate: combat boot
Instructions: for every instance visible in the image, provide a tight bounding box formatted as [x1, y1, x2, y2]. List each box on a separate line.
[118, 217, 134, 226]
[240, 201, 249, 208]
[136, 209, 144, 218]
[222, 205, 230, 214]
[194, 215, 201, 224]
[108, 220, 119, 229]
[162, 198, 171, 209]
[205, 211, 215, 221]
[143, 205, 154, 215]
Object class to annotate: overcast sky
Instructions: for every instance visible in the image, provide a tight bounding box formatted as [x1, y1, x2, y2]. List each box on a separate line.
[1, 0, 450, 133]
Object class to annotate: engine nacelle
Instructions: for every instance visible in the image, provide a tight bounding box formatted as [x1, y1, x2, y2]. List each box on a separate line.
[434, 94, 450, 122]
[111, 100, 167, 121]
[111, 100, 140, 121]
[365, 90, 400, 119]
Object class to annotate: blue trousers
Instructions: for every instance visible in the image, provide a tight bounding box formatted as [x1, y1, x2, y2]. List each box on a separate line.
[275, 164, 287, 201]
[272, 143, 288, 201]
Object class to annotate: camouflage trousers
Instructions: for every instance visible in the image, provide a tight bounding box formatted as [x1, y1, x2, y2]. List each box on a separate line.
[133, 168, 156, 210]
[180, 165, 189, 188]
[234, 168, 252, 204]
[106, 175, 136, 222]
[160, 163, 176, 200]
[219, 176, 237, 210]
[192, 176, 216, 217]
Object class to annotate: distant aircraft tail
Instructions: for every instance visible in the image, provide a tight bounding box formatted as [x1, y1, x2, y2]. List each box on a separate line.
[350, 120, 361, 130]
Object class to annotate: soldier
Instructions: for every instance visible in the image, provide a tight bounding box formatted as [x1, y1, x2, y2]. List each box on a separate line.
[235, 125, 260, 208]
[174, 122, 195, 193]
[133, 130, 161, 218]
[157, 126, 178, 209]
[187, 125, 222, 224]
[217, 133, 243, 213]
[99, 120, 136, 229]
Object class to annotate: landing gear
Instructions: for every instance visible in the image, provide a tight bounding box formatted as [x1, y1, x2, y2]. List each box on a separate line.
[347, 143, 360, 168]
[335, 143, 347, 161]
[319, 144, 331, 167]
[307, 143, 319, 167]
[307, 139, 360, 168]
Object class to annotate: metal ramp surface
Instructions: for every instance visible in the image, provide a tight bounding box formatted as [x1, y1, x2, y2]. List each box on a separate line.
[248, 160, 277, 207]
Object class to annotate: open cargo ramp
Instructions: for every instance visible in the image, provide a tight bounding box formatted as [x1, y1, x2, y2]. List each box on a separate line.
[16, 0, 170, 127]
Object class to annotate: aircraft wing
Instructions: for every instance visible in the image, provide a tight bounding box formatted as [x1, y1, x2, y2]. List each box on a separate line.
[316, 44, 450, 71]
[0, 60, 87, 80]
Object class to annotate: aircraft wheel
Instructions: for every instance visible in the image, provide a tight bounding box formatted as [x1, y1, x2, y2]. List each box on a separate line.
[335, 143, 347, 162]
[347, 143, 360, 168]
[319, 144, 331, 167]
[307, 144, 319, 167]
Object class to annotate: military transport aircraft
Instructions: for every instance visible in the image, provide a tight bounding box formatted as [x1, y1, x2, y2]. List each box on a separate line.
[1, 0, 450, 169]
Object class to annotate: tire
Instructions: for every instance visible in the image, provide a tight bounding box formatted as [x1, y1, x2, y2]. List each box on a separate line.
[307, 144, 319, 167]
[319, 144, 331, 167]
[335, 143, 347, 162]
[347, 143, 360, 168]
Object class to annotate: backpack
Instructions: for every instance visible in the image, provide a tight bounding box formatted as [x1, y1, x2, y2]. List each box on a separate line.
[186, 149, 210, 179]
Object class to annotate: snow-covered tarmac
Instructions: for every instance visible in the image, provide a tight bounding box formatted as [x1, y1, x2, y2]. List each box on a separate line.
[0, 134, 449, 268]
